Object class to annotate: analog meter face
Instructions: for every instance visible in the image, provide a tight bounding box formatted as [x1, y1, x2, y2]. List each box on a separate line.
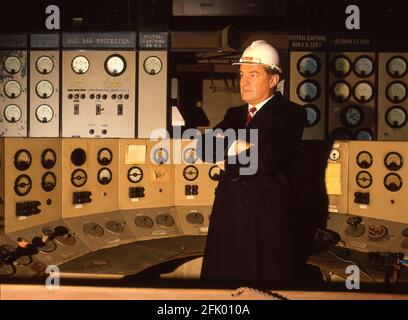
[297, 55, 320, 77]
[4, 80, 22, 98]
[386, 106, 407, 128]
[384, 152, 403, 171]
[36, 80, 54, 99]
[331, 81, 351, 102]
[355, 129, 373, 141]
[35, 104, 54, 123]
[297, 80, 320, 102]
[4, 104, 22, 123]
[4, 56, 22, 74]
[356, 151, 373, 169]
[354, 56, 374, 77]
[332, 55, 351, 77]
[387, 56, 408, 78]
[105, 54, 126, 76]
[71, 56, 90, 74]
[386, 81, 407, 103]
[36, 56, 54, 74]
[341, 106, 364, 128]
[143, 56, 162, 75]
[304, 105, 320, 127]
[353, 81, 374, 103]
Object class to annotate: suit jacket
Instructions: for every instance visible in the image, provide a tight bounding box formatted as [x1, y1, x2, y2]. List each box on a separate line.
[200, 92, 307, 286]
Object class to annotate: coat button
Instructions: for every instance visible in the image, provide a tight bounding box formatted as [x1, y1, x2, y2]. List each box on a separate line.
[238, 205, 244, 211]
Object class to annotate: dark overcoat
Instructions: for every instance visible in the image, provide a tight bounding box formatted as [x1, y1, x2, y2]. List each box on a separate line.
[200, 91, 307, 286]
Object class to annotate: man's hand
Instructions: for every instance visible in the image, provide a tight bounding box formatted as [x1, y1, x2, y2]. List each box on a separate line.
[234, 140, 253, 154]
[41, 235, 49, 243]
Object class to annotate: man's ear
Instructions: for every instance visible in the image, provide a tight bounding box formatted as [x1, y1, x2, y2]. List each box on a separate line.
[269, 74, 280, 89]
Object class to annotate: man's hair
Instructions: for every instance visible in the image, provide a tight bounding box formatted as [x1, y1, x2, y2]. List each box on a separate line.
[17, 237, 26, 242]
[265, 66, 280, 76]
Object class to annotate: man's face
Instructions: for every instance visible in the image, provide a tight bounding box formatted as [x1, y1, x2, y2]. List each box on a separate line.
[18, 239, 29, 248]
[239, 64, 279, 105]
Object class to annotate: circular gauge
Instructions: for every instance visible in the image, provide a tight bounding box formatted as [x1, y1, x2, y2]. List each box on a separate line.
[341, 105, 364, 128]
[328, 127, 352, 140]
[42, 226, 55, 236]
[97, 148, 113, 166]
[71, 56, 90, 74]
[127, 166, 143, 183]
[387, 56, 408, 78]
[384, 152, 403, 171]
[345, 216, 366, 238]
[386, 81, 407, 103]
[186, 212, 204, 225]
[83, 222, 104, 238]
[143, 56, 162, 75]
[296, 80, 320, 102]
[135, 215, 154, 229]
[71, 169, 87, 187]
[209, 165, 221, 181]
[71, 148, 86, 166]
[4, 80, 22, 98]
[384, 173, 403, 192]
[35, 80, 54, 99]
[304, 105, 321, 127]
[356, 171, 373, 188]
[332, 55, 352, 77]
[41, 149, 57, 169]
[329, 149, 341, 161]
[0, 244, 15, 255]
[97, 168, 112, 185]
[152, 147, 169, 164]
[354, 129, 374, 141]
[4, 104, 22, 123]
[331, 80, 351, 102]
[55, 233, 76, 246]
[386, 106, 407, 128]
[297, 54, 320, 77]
[14, 174, 32, 196]
[105, 221, 125, 234]
[183, 165, 199, 181]
[36, 239, 57, 253]
[14, 149, 31, 171]
[353, 55, 374, 77]
[4, 56, 22, 74]
[156, 213, 174, 227]
[35, 104, 54, 123]
[104, 54, 126, 76]
[353, 81, 374, 103]
[356, 151, 373, 169]
[0, 262, 16, 277]
[14, 254, 33, 266]
[41, 172, 57, 192]
[36, 55, 54, 74]
[368, 225, 388, 242]
[183, 148, 198, 164]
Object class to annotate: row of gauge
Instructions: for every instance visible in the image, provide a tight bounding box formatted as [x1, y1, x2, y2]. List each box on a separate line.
[0, 138, 219, 237]
[327, 140, 408, 226]
[290, 51, 408, 141]
[325, 141, 408, 256]
[0, 33, 167, 139]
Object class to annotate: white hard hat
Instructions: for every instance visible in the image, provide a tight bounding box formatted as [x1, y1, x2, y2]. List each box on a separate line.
[233, 40, 281, 73]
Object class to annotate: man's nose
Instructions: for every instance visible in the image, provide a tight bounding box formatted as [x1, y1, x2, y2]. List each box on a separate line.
[240, 76, 250, 86]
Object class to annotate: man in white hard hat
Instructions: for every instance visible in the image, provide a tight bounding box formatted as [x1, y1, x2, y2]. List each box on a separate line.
[200, 40, 310, 288]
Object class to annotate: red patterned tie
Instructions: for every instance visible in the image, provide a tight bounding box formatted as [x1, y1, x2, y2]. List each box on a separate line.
[245, 107, 257, 126]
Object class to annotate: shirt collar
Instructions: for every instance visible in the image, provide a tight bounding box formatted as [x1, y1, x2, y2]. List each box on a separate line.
[248, 94, 275, 114]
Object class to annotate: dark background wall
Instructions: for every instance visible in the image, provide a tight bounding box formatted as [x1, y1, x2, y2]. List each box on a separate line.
[1, 0, 407, 34]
